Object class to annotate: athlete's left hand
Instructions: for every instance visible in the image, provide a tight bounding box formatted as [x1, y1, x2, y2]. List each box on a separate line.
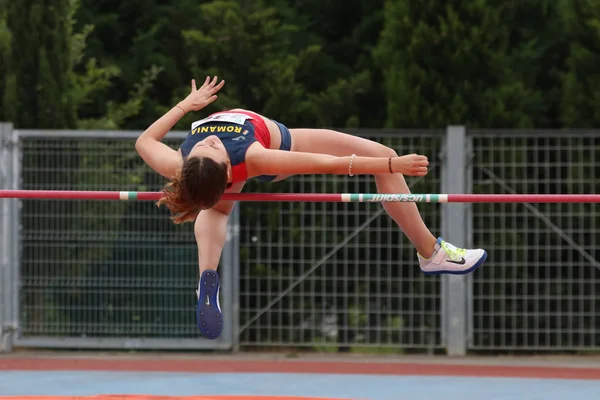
[178, 76, 225, 113]
[392, 154, 429, 176]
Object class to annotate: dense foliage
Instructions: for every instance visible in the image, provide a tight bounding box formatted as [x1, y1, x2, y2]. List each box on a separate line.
[3, 0, 599, 130]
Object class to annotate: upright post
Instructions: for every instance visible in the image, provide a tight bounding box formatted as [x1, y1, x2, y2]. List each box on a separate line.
[441, 125, 469, 356]
[230, 203, 241, 352]
[220, 202, 241, 351]
[0, 123, 15, 353]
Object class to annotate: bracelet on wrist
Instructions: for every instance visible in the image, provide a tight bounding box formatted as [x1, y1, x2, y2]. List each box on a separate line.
[175, 104, 186, 115]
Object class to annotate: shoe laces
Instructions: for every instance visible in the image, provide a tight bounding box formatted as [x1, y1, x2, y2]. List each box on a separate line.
[440, 241, 467, 260]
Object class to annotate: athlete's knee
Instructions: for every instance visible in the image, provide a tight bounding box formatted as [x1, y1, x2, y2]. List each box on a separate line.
[357, 137, 398, 158]
[353, 140, 397, 158]
[384, 146, 398, 158]
[371, 144, 397, 158]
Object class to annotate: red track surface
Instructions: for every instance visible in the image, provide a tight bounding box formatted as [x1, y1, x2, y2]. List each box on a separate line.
[1, 356, 599, 380]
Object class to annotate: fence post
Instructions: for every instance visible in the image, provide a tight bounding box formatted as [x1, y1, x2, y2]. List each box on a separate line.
[441, 125, 469, 356]
[0, 123, 16, 353]
[10, 125, 21, 351]
[221, 208, 234, 349]
[220, 202, 241, 351]
[230, 203, 240, 352]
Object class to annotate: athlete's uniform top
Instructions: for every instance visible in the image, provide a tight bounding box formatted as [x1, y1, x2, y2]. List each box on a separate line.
[179, 110, 292, 183]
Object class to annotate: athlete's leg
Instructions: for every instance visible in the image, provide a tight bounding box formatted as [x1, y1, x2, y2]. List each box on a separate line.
[195, 208, 229, 274]
[194, 182, 245, 339]
[289, 128, 436, 255]
[288, 129, 487, 274]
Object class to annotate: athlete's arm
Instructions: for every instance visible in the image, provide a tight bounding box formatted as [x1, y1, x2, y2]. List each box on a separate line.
[245, 146, 429, 177]
[134, 107, 185, 179]
[135, 77, 224, 178]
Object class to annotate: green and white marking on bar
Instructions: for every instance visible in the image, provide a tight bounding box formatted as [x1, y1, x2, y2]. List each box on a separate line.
[119, 191, 138, 200]
[341, 194, 449, 203]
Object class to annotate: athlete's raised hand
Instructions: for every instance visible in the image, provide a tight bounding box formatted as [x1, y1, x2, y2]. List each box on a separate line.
[178, 76, 225, 113]
[392, 154, 429, 176]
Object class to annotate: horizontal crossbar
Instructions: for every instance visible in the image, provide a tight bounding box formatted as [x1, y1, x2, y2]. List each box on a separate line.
[1, 190, 600, 203]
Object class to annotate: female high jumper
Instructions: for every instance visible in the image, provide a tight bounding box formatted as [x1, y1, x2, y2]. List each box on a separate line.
[135, 77, 487, 339]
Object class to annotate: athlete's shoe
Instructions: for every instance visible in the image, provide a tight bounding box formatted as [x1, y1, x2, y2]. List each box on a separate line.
[195, 270, 223, 339]
[418, 237, 487, 276]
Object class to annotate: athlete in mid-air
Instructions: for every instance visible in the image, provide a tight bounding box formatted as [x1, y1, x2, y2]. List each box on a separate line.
[135, 76, 487, 339]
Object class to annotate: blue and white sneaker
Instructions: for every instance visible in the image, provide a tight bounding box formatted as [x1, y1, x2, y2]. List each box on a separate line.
[418, 237, 487, 276]
[195, 270, 223, 339]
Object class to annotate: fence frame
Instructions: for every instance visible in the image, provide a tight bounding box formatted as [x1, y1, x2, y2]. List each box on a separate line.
[3, 124, 597, 355]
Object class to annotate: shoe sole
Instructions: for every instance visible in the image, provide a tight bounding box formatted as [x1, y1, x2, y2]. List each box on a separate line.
[196, 270, 223, 339]
[422, 250, 488, 276]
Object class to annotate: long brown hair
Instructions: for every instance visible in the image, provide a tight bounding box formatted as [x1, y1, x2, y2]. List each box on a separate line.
[157, 156, 229, 224]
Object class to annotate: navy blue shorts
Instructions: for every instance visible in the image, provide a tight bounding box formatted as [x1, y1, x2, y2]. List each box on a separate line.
[255, 119, 292, 182]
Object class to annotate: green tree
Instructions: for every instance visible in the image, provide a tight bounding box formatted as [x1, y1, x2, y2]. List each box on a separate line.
[560, 0, 600, 127]
[283, 0, 387, 127]
[374, 0, 559, 129]
[493, 0, 567, 128]
[179, 1, 312, 126]
[64, 0, 391, 130]
[6, 0, 76, 129]
[0, 2, 8, 121]
[180, 0, 373, 128]
[66, 0, 163, 129]
[72, 0, 199, 129]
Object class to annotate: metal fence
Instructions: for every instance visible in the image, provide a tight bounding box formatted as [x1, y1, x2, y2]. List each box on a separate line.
[0, 123, 599, 355]
[0, 128, 237, 351]
[238, 131, 446, 352]
[469, 131, 600, 351]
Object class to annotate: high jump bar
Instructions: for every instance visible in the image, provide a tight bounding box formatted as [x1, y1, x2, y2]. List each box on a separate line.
[1, 190, 600, 203]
